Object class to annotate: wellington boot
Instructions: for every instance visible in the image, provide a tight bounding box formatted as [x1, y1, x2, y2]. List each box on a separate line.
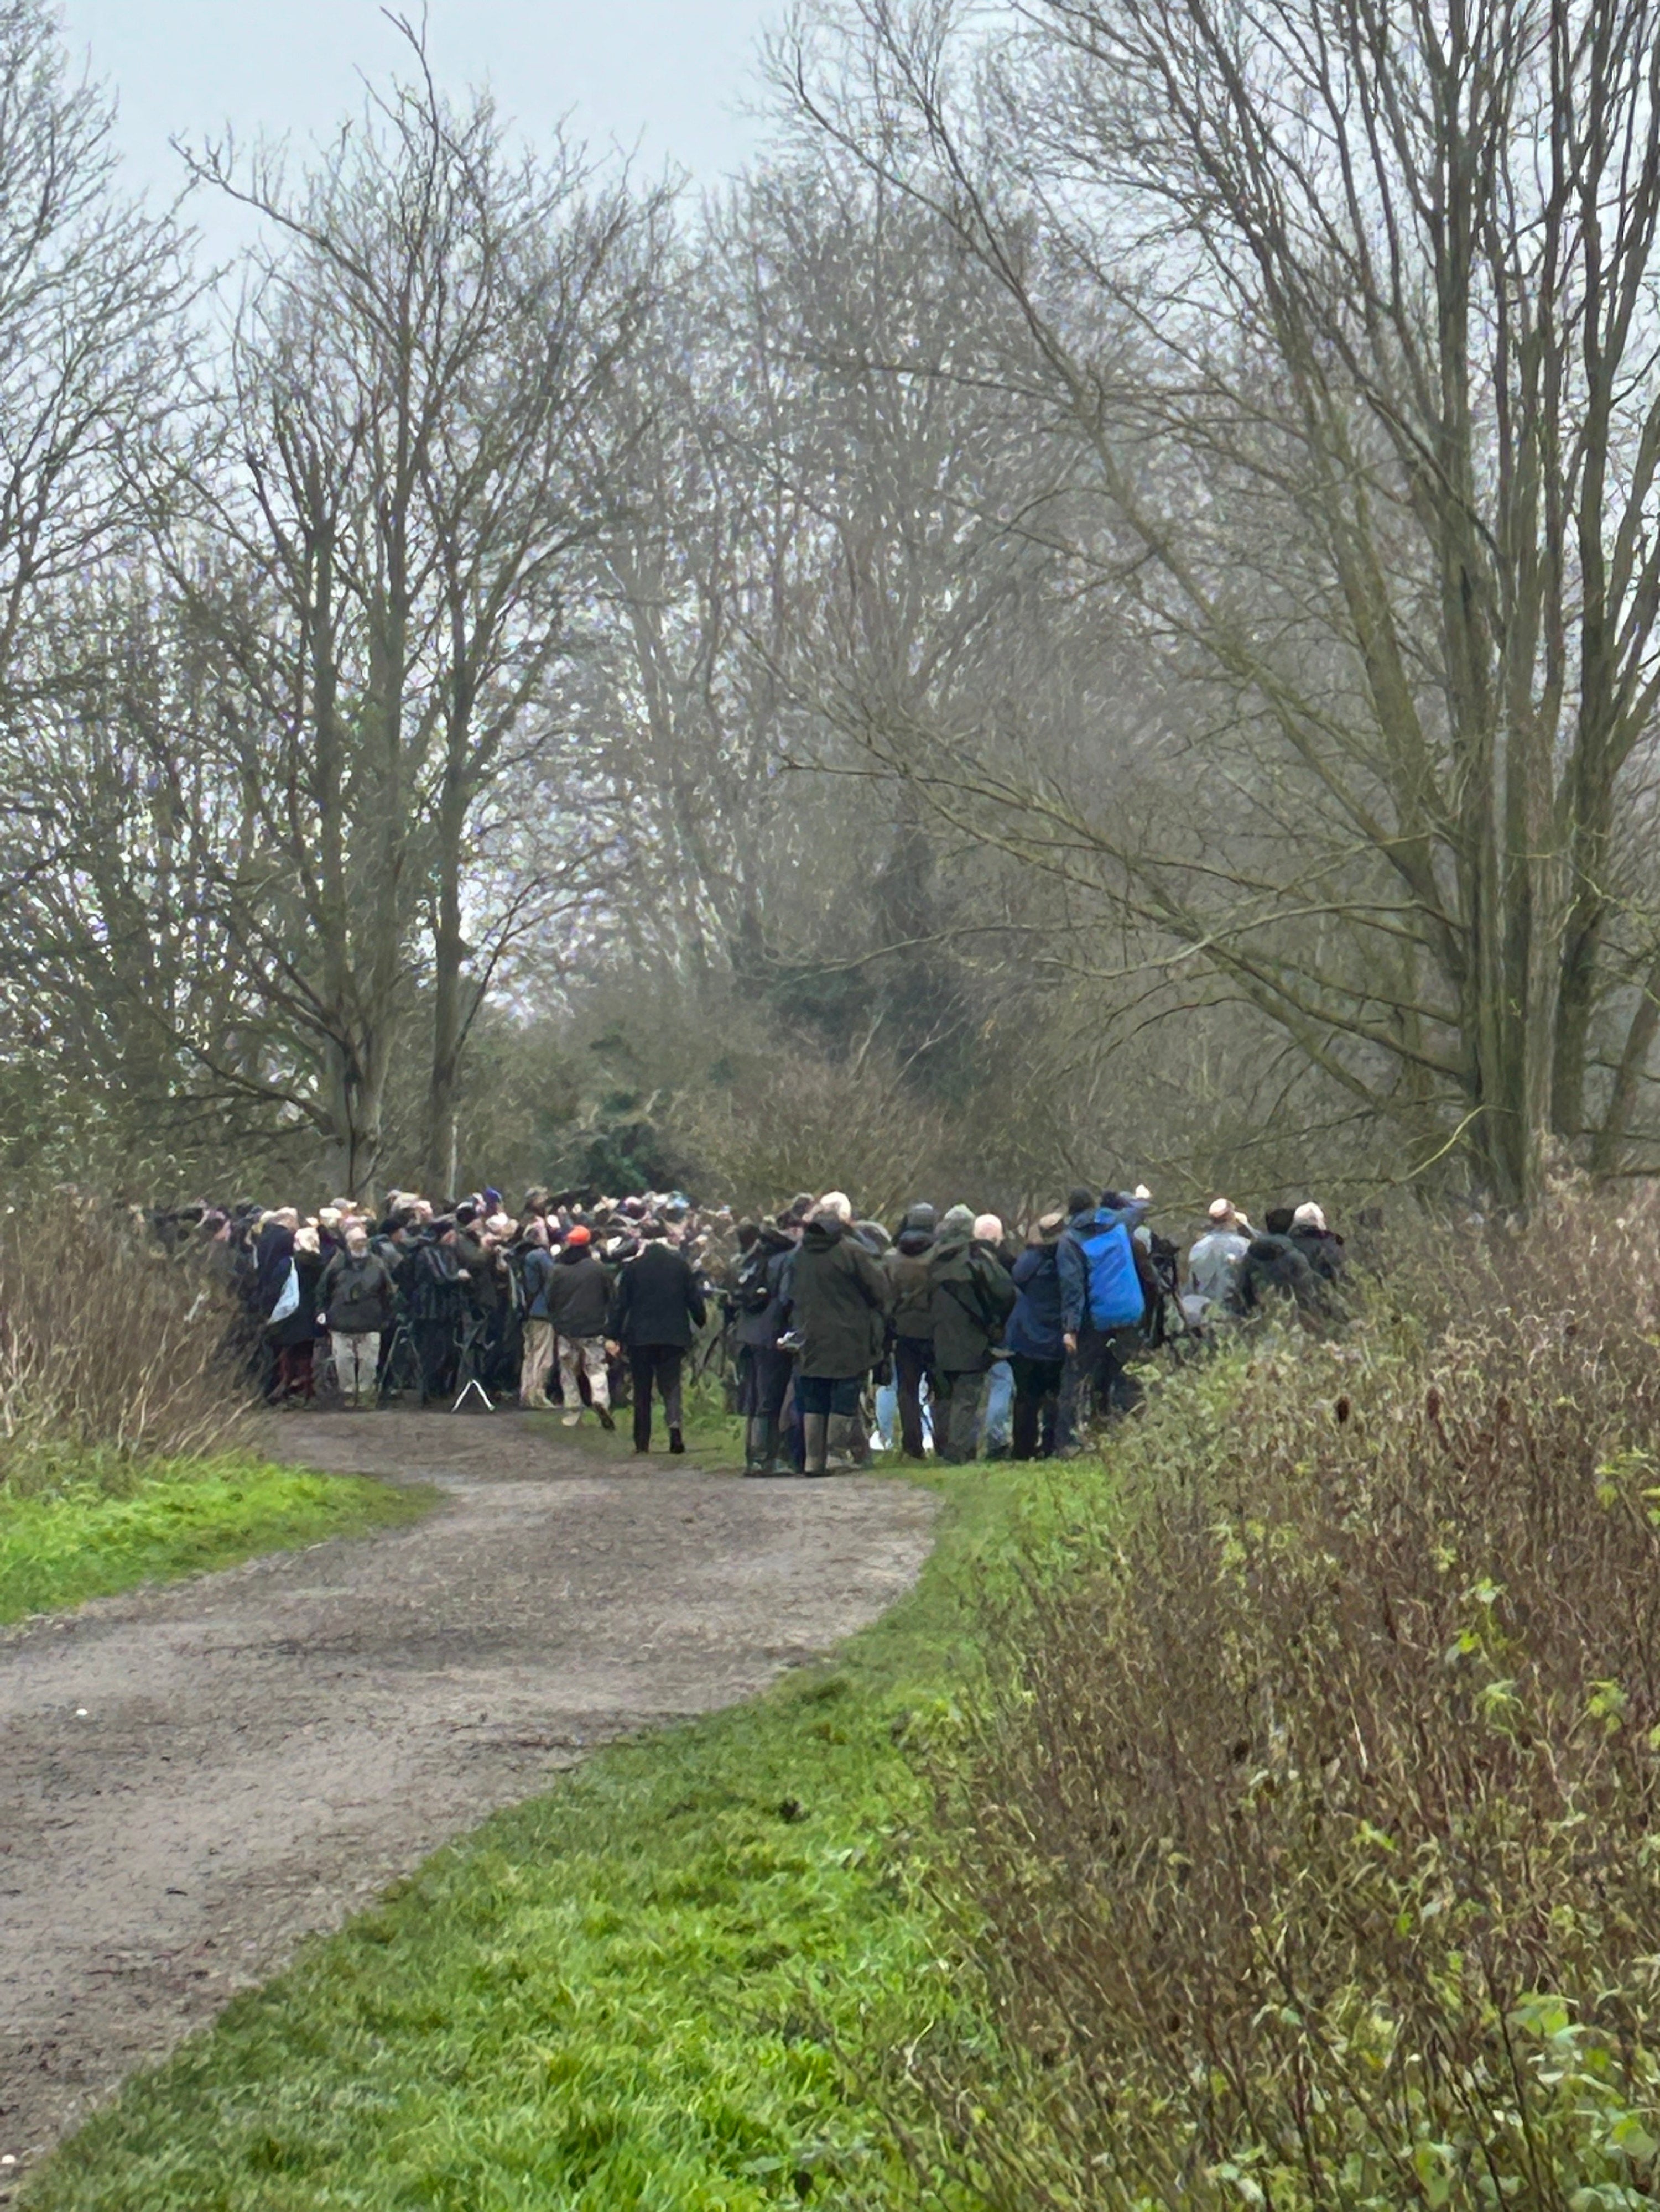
[825, 1413, 861, 1472]
[745, 1414, 783, 1476]
[802, 1413, 830, 1475]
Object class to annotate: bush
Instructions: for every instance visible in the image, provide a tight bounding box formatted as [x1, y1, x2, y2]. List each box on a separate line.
[0, 1196, 249, 1489]
[907, 1195, 1660, 2209]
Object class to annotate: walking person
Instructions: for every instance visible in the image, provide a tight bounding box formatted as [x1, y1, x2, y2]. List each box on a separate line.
[316, 1222, 397, 1408]
[547, 1225, 615, 1430]
[607, 1220, 706, 1455]
[787, 1192, 892, 1475]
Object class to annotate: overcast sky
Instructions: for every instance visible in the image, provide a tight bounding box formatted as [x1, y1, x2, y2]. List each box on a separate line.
[58, 1, 777, 243]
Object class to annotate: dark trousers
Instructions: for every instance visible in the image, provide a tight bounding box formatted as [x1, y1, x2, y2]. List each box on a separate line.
[893, 1335, 933, 1458]
[414, 1315, 457, 1399]
[1057, 1327, 1142, 1448]
[933, 1369, 985, 1464]
[1011, 1353, 1064, 1460]
[794, 1372, 864, 1418]
[629, 1344, 684, 1450]
[739, 1344, 794, 1417]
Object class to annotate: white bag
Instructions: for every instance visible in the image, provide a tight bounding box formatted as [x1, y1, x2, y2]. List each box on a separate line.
[270, 1260, 301, 1323]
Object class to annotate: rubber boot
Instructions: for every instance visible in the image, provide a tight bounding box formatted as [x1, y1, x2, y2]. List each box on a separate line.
[825, 1413, 860, 1472]
[802, 1413, 830, 1475]
[745, 1414, 782, 1477]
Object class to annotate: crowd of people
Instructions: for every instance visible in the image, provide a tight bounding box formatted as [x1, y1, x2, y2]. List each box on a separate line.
[154, 1177, 1349, 1472]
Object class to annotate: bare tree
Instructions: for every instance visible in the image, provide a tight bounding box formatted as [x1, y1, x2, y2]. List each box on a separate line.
[171, 25, 659, 1194]
[780, 0, 1660, 1203]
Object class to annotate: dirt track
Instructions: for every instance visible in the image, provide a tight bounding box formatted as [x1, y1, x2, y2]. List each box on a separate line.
[0, 1413, 936, 2180]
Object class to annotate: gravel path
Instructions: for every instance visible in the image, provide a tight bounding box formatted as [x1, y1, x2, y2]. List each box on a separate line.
[0, 1413, 937, 2182]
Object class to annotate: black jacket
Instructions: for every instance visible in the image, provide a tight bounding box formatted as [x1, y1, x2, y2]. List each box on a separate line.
[1290, 1225, 1346, 1285]
[789, 1218, 892, 1379]
[547, 1248, 612, 1339]
[1232, 1233, 1320, 1314]
[608, 1240, 706, 1349]
[735, 1224, 796, 1350]
[884, 1225, 936, 1343]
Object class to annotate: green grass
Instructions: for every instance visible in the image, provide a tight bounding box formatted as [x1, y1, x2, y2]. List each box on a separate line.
[0, 1455, 438, 1626]
[23, 1455, 1045, 2212]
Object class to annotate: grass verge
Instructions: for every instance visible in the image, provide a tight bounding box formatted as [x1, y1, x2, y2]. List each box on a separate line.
[0, 1456, 438, 1627]
[22, 1457, 1037, 2212]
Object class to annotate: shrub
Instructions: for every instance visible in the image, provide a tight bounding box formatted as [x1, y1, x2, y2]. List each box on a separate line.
[908, 1194, 1660, 2210]
[0, 1196, 250, 1489]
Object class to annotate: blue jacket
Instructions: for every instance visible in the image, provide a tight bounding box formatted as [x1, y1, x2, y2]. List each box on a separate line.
[1006, 1240, 1066, 1359]
[522, 1244, 555, 1322]
[1057, 1201, 1148, 1335]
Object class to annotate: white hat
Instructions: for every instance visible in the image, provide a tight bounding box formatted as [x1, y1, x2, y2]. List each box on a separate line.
[973, 1213, 1003, 1244]
[1293, 1201, 1327, 1232]
[1208, 1197, 1236, 1223]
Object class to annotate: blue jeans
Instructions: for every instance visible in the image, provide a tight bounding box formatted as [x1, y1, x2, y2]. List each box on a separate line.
[983, 1358, 1013, 1450]
[877, 1356, 934, 1452]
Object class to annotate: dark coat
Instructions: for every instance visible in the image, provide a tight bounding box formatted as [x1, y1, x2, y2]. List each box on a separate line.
[318, 1250, 396, 1334]
[1290, 1225, 1346, 1285]
[451, 1229, 501, 1310]
[405, 1237, 464, 1323]
[271, 1246, 325, 1349]
[608, 1240, 706, 1349]
[790, 1218, 892, 1380]
[254, 1223, 295, 1318]
[928, 1235, 1018, 1373]
[1006, 1239, 1066, 1361]
[884, 1226, 936, 1343]
[546, 1248, 612, 1339]
[735, 1225, 795, 1350]
[1232, 1233, 1320, 1314]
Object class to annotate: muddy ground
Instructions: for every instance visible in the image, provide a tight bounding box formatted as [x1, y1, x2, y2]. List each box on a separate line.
[0, 1413, 937, 2182]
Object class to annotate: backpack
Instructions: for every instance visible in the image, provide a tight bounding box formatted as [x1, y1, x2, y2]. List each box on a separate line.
[733, 1244, 775, 1316]
[1077, 1219, 1146, 1331]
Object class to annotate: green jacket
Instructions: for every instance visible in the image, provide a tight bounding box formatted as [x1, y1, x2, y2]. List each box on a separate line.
[791, 1219, 893, 1379]
[883, 1230, 936, 1340]
[928, 1237, 1017, 1373]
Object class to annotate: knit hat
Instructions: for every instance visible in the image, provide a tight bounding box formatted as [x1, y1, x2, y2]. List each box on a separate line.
[816, 1190, 853, 1223]
[1066, 1186, 1094, 1219]
[939, 1203, 976, 1238]
[1293, 1201, 1328, 1232]
[566, 1224, 592, 1246]
[973, 1213, 1003, 1244]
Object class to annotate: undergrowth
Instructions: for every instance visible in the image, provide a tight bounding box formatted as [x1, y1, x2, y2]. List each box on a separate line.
[897, 1196, 1660, 2210]
[0, 1196, 250, 1482]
